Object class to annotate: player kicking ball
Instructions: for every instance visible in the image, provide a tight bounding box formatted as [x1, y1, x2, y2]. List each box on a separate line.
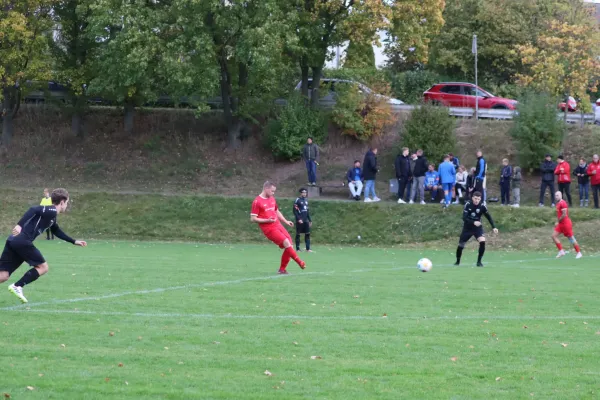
[455, 191, 498, 267]
[553, 191, 582, 259]
[251, 181, 306, 274]
[0, 188, 87, 303]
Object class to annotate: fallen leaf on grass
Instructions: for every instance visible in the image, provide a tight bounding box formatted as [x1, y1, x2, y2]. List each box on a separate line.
[212, 341, 220, 345]
[264, 370, 273, 376]
[450, 357, 458, 362]
[60, 344, 66, 348]
[137, 336, 143, 341]
[559, 322, 565, 325]
[292, 342, 298, 346]
[353, 295, 360, 298]
[495, 377, 501, 382]
[220, 331, 228, 334]
[109, 332, 115, 336]
[523, 325, 528, 329]
[125, 381, 129, 386]
[164, 347, 169, 350]
[469, 345, 474, 349]
[178, 361, 184, 365]
[310, 356, 322, 360]
[292, 321, 301, 325]
[561, 343, 568, 348]
[3, 393, 10, 398]
[118, 363, 124, 367]
[26, 387, 34, 391]
[382, 313, 387, 318]
[596, 331, 600, 335]
[583, 322, 588, 325]
[105, 378, 110, 382]
[405, 344, 410, 348]
[484, 320, 489, 323]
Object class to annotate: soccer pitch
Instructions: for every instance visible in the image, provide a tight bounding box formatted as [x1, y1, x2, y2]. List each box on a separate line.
[1, 241, 599, 399]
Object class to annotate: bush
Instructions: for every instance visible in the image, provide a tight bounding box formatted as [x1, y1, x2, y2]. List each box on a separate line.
[265, 94, 327, 161]
[330, 82, 397, 141]
[509, 91, 565, 171]
[389, 70, 442, 105]
[401, 102, 456, 164]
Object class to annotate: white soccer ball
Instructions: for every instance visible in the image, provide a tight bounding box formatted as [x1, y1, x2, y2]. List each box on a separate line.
[417, 258, 432, 272]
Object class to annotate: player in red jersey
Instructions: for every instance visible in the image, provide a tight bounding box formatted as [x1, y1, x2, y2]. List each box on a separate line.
[553, 191, 582, 259]
[251, 181, 306, 274]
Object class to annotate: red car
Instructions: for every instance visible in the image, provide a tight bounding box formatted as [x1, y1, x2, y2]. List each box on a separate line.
[423, 82, 518, 110]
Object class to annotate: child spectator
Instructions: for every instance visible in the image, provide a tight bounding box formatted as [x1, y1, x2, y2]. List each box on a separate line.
[574, 158, 589, 207]
[500, 158, 512, 206]
[455, 165, 468, 204]
[512, 166, 522, 207]
[40, 188, 54, 240]
[425, 164, 440, 202]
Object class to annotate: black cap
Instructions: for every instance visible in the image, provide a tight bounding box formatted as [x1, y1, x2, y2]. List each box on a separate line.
[557, 154, 564, 160]
[545, 153, 552, 157]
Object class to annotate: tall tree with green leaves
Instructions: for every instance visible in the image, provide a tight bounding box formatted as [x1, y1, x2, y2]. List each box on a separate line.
[344, 39, 376, 69]
[0, 0, 54, 145]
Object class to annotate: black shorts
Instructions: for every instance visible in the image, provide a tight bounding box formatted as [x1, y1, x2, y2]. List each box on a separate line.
[296, 221, 310, 234]
[459, 226, 484, 243]
[0, 240, 46, 276]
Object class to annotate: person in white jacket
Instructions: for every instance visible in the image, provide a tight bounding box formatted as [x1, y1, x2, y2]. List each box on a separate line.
[455, 165, 468, 204]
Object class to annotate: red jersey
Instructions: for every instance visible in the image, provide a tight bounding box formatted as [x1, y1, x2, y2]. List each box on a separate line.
[556, 200, 571, 224]
[554, 161, 571, 183]
[251, 195, 279, 230]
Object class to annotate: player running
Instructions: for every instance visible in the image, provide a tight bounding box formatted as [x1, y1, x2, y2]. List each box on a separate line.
[251, 182, 306, 274]
[293, 188, 312, 252]
[0, 188, 87, 303]
[454, 191, 498, 267]
[553, 191, 582, 259]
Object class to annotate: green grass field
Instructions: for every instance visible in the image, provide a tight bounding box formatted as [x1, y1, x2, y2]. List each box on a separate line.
[1, 241, 599, 399]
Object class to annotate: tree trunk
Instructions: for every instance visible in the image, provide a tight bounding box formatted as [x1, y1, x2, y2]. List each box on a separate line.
[219, 55, 242, 149]
[2, 87, 16, 146]
[124, 99, 135, 135]
[300, 58, 309, 98]
[310, 65, 323, 107]
[71, 95, 85, 137]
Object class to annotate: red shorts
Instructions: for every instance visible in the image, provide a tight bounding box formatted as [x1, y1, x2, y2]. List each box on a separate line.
[262, 223, 292, 248]
[554, 221, 573, 238]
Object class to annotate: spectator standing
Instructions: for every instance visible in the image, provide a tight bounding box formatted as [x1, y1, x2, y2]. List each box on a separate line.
[499, 158, 512, 206]
[406, 153, 417, 202]
[574, 158, 589, 207]
[302, 137, 319, 186]
[394, 147, 412, 204]
[587, 154, 600, 209]
[363, 147, 380, 203]
[554, 155, 572, 206]
[539, 154, 557, 207]
[438, 155, 456, 208]
[410, 149, 428, 205]
[466, 167, 476, 201]
[512, 166, 522, 207]
[474, 151, 487, 202]
[455, 165, 468, 203]
[425, 164, 440, 202]
[449, 153, 460, 169]
[346, 160, 363, 201]
[40, 188, 54, 240]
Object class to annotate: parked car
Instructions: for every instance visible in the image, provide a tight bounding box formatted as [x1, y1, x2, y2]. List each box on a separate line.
[423, 82, 518, 110]
[294, 78, 404, 107]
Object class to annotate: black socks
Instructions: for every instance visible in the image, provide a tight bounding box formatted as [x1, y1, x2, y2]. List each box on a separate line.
[477, 241, 486, 263]
[305, 234, 311, 251]
[456, 246, 463, 264]
[15, 268, 40, 287]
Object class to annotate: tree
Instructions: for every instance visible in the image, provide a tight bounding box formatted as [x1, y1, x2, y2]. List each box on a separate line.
[516, 19, 600, 106]
[50, 0, 96, 137]
[0, 0, 54, 145]
[344, 39, 375, 69]
[200, 0, 294, 148]
[294, 0, 390, 106]
[384, 0, 446, 72]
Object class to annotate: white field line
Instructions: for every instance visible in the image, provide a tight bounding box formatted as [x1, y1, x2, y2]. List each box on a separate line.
[7, 308, 600, 322]
[0, 255, 595, 312]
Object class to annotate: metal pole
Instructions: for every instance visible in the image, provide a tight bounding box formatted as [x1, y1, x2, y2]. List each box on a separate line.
[474, 34, 478, 121]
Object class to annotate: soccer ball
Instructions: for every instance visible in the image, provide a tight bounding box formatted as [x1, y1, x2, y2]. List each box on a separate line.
[417, 258, 432, 272]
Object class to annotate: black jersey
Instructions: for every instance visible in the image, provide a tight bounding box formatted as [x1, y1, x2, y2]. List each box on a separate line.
[293, 197, 311, 223]
[462, 201, 495, 229]
[8, 206, 75, 244]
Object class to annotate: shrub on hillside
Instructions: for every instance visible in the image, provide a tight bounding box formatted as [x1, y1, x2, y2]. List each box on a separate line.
[400, 102, 456, 164]
[265, 94, 327, 161]
[390, 70, 442, 105]
[509, 91, 564, 171]
[330, 82, 397, 141]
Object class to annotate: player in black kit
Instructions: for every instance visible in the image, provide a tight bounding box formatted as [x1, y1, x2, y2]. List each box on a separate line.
[293, 188, 312, 252]
[0, 188, 87, 303]
[455, 191, 498, 267]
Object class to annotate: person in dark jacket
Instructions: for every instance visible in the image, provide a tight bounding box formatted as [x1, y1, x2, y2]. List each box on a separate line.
[293, 188, 312, 252]
[347, 160, 363, 201]
[394, 147, 412, 204]
[410, 149, 428, 204]
[499, 158, 512, 206]
[363, 147, 380, 202]
[574, 158, 590, 207]
[474, 151, 487, 203]
[302, 137, 319, 186]
[466, 167, 476, 201]
[539, 154, 557, 207]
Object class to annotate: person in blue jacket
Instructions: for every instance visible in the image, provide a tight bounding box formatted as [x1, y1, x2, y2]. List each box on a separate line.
[425, 164, 440, 202]
[439, 154, 457, 208]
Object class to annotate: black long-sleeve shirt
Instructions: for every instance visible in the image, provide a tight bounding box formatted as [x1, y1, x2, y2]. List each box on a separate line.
[462, 201, 495, 229]
[293, 197, 311, 223]
[8, 206, 75, 244]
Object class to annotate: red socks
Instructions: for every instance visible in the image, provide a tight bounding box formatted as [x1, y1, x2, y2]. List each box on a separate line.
[285, 247, 302, 265]
[574, 244, 581, 253]
[555, 242, 563, 251]
[280, 250, 291, 271]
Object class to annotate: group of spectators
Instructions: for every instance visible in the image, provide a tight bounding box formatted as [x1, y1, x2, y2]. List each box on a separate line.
[302, 136, 600, 208]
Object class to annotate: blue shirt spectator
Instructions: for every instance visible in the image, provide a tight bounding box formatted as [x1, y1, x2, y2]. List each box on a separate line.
[425, 168, 440, 187]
